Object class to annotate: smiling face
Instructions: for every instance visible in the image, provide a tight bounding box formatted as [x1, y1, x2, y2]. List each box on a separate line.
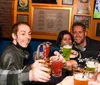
[61, 34, 72, 46]
[12, 24, 31, 48]
[72, 25, 87, 46]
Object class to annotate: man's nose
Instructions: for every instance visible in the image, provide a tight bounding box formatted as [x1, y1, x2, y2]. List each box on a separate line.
[75, 33, 79, 37]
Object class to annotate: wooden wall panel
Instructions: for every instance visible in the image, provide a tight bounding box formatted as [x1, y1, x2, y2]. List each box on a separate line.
[13, 0, 100, 41]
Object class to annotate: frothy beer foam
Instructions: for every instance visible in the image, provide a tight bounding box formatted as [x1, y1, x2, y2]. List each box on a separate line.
[63, 45, 72, 48]
[86, 61, 96, 68]
[74, 73, 88, 81]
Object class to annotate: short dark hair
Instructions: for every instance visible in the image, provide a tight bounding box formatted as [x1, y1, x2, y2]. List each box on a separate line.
[72, 22, 86, 31]
[11, 22, 30, 35]
[56, 30, 74, 45]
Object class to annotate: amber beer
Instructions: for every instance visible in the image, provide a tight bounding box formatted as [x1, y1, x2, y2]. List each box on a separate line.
[39, 58, 51, 75]
[74, 73, 88, 85]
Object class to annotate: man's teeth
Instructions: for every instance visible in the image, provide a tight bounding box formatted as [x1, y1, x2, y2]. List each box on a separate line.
[75, 38, 80, 40]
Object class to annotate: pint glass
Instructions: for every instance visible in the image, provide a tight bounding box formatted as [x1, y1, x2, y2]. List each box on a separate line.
[51, 60, 63, 77]
[74, 73, 88, 85]
[62, 45, 72, 60]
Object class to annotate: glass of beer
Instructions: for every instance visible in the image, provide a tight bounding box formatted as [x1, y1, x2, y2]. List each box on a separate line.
[74, 73, 88, 85]
[39, 58, 51, 75]
[86, 59, 98, 72]
[51, 59, 63, 77]
[86, 59, 99, 79]
[62, 45, 72, 60]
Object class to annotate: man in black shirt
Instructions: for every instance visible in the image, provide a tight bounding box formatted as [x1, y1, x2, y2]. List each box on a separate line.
[72, 22, 100, 66]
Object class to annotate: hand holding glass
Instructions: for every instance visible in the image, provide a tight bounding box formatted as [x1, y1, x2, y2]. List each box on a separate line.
[39, 58, 51, 75]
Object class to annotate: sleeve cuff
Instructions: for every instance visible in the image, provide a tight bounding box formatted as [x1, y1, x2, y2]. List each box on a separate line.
[19, 72, 29, 82]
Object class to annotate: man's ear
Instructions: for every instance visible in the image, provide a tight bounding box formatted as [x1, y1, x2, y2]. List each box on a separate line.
[12, 33, 17, 40]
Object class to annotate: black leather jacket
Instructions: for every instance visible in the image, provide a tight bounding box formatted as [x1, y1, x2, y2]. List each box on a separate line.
[1, 43, 30, 70]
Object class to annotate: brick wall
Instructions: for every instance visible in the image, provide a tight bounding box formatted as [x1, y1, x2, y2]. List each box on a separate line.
[0, 0, 14, 38]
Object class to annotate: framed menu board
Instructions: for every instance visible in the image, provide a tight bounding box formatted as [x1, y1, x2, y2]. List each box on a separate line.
[31, 6, 72, 40]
